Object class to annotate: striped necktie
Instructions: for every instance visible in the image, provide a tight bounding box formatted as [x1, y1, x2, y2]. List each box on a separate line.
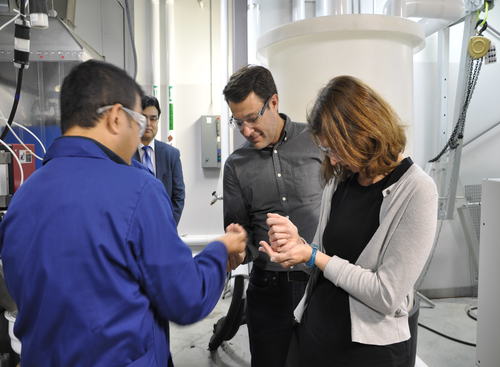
[142, 146, 154, 175]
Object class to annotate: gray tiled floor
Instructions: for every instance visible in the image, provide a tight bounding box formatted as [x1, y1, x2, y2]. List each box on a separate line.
[170, 296, 479, 367]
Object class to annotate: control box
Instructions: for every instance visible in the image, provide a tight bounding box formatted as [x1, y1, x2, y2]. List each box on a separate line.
[10, 144, 36, 192]
[200, 115, 221, 168]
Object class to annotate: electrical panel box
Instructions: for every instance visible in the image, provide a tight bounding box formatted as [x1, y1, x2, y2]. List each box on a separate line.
[200, 115, 221, 168]
[10, 144, 36, 192]
[0, 144, 36, 209]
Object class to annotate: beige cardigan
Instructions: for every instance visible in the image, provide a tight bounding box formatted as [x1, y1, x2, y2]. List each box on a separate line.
[294, 163, 438, 345]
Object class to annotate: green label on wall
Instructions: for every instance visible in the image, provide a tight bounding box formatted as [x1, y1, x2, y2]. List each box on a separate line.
[169, 103, 174, 130]
[168, 85, 173, 130]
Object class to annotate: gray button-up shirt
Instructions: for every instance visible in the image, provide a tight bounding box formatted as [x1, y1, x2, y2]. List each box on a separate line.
[223, 114, 323, 271]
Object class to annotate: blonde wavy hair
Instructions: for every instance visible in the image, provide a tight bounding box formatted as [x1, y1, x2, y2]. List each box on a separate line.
[308, 75, 406, 182]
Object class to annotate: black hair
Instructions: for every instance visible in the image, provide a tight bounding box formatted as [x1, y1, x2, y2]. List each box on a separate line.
[60, 60, 144, 133]
[142, 95, 161, 116]
[223, 65, 277, 104]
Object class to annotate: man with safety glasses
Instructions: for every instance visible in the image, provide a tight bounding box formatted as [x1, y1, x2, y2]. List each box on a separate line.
[0, 60, 247, 367]
[222, 65, 323, 367]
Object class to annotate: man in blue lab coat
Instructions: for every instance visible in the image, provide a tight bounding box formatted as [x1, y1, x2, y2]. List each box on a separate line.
[0, 60, 246, 367]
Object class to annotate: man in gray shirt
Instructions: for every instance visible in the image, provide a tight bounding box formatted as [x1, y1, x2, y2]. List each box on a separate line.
[222, 65, 322, 367]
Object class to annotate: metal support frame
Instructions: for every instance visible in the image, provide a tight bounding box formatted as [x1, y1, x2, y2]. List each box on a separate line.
[417, 28, 452, 308]
[417, 291, 436, 308]
[418, 14, 479, 307]
[430, 14, 477, 220]
[485, 23, 500, 39]
[438, 28, 450, 161]
[428, 28, 451, 219]
[463, 120, 500, 147]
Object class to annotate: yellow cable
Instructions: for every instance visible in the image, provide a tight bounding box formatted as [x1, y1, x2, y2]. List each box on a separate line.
[479, 1, 489, 29]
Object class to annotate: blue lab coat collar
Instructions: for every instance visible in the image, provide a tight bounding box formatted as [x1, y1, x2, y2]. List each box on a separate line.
[43, 136, 128, 166]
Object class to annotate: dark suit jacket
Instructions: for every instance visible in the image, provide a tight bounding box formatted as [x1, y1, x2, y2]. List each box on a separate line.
[134, 140, 185, 224]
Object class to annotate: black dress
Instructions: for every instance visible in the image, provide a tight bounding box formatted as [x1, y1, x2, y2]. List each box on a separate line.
[296, 158, 413, 367]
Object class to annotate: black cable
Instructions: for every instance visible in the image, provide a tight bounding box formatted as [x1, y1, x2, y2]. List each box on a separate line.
[466, 305, 478, 321]
[124, 0, 138, 80]
[418, 322, 476, 347]
[208, 275, 246, 351]
[0, 0, 28, 141]
[0, 67, 25, 141]
[429, 55, 483, 163]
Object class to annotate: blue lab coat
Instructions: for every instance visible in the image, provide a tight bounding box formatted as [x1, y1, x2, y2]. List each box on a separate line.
[0, 136, 227, 367]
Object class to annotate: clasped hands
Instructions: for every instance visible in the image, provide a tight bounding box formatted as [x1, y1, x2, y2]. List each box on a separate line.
[218, 223, 247, 271]
[259, 213, 313, 268]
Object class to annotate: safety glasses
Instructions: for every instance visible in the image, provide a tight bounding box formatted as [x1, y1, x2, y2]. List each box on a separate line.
[317, 144, 333, 156]
[229, 96, 271, 129]
[97, 105, 147, 137]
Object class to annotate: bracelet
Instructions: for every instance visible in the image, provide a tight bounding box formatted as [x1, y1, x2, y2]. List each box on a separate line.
[306, 245, 318, 268]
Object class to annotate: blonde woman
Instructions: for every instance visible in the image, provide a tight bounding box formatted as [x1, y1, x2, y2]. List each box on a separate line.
[260, 76, 438, 367]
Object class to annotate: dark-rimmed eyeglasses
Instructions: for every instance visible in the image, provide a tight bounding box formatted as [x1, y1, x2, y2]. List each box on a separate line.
[229, 96, 271, 129]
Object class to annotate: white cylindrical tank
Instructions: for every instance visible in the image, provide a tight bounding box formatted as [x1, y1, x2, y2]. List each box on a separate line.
[258, 14, 424, 154]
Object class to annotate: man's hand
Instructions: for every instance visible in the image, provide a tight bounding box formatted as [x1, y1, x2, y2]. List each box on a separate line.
[227, 251, 246, 271]
[267, 213, 302, 249]
[217, 223, 247, 271]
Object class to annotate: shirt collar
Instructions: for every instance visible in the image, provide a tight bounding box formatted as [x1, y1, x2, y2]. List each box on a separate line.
[382, 157, 414, 197]
[139, 139, 155, 151]
[279, 113, 293, 143]
[263, 113, 292, 151]
[43, 136, 129, 166]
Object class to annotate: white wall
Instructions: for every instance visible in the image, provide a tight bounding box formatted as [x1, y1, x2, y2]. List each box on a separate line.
[134, 0, 226, 238]
[134, 0, 169, 140]
[170, 0, 225, 237]
[413, 8, 500, 295]
[134, 1, 153, 89]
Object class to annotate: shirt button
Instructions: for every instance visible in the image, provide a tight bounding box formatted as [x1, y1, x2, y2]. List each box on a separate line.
[277, 173, 282, 177]
[274, 149, 278, 154]
[282, 197, 287, 201]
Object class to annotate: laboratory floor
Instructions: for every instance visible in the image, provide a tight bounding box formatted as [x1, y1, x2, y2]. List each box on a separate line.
[170, 296, 478, 367]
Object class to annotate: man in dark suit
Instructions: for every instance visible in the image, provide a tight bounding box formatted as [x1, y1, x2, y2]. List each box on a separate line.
[134, 95, 185, 224]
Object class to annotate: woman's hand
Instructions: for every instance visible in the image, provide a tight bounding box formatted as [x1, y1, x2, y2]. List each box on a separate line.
[259, 240, 312, 268]
[266, 213, 302, 250]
